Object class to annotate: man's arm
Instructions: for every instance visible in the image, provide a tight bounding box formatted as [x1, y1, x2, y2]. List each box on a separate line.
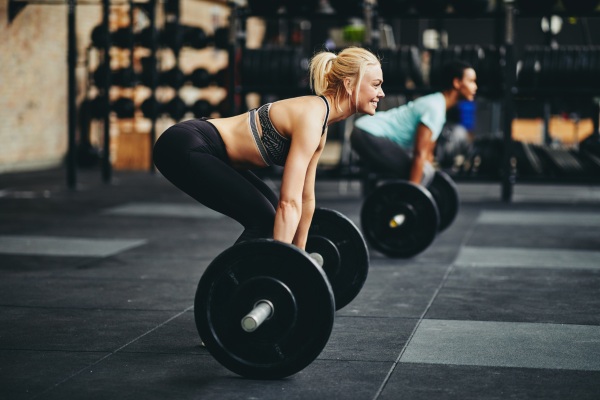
[409, 123, 436, 185]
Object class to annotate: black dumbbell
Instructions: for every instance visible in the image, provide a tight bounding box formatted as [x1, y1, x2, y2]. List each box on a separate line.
[158, 67, 187, 89]
[194, 208, 369, 379]
[141, 95, 188, 121]
[88, 95, 135, 119]
[213, 27, 230, 49]
[189, 67, 228, 88]
[190, 99, 215, 118]
[112, 97, 135, 119]
[360, 171, 460, 258]
[139, 58, 187, 89]
[184, 26, 209, 49]
[137, 65, 227, 89]
[140, 96, 229, 120]
[159, 23, 227, 51]
[88, 95, 109, 120]
[91, 25, 135, 49]
[93, 64, 137, 88]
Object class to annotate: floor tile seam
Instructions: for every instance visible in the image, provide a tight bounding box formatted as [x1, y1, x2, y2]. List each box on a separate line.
[396, 359, 600, 373]
[30, 305, 193, 400]
[436, 283, 600, 293]
[116, 350, 209, 356]
[0, 254, 215, 261]
[371, 264, 458, 400]
[0, 275, 200, 284]
[316, 356, 396, 364]
[460, 245, 600, 254]
[368, 259, 441, 265]
[0, 348, 111, 355]
[418, 317, 600, 329]
[0, 303, 192, 313]
[476, 222, 600, 228]
[372, 209, 481, 400]
[334, 315, 420, 320]
[454, 262, 600, 271]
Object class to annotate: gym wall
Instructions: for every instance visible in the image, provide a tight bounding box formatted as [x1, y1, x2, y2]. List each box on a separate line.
[0, 3, 99, 174]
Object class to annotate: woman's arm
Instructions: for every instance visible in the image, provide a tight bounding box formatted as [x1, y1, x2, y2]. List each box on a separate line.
[292, 131, 327, 249]
[273, 110, 325, 245]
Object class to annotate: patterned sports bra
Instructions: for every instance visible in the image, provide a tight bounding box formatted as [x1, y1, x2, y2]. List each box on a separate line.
[248, 95, 330, 167]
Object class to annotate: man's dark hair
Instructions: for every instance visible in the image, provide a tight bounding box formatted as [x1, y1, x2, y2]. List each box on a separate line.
[440, 60, 473, 90]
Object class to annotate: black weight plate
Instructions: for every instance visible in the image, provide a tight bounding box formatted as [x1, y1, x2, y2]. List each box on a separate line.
[361, 181, 439, 258]
[306, 208, 369, 311]
[427, 171, 460, 232]
[195, 239, 335, 379]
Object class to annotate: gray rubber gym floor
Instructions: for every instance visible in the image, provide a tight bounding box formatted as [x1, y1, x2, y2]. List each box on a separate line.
[1, 167, 600, 400]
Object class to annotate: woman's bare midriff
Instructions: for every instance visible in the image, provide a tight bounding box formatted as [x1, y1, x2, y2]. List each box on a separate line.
[208, 113, 268, 169]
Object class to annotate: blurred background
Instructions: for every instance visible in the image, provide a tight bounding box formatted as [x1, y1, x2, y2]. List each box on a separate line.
[1, 0, 599, 201]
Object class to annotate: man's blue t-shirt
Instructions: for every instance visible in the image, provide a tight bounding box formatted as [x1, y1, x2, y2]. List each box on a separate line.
[354, 92, 446, 149]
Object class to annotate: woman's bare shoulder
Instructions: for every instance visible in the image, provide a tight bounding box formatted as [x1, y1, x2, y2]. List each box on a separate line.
[270, 96, 326, 134]
[273, 96, 326, 115]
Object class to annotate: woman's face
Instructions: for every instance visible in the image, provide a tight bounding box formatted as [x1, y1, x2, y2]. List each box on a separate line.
[354, 64, 384, 115]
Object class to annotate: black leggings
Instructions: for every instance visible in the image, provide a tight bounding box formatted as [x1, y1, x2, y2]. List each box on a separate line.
[350, 127, 412, 179]
[153, 118, 279, 244]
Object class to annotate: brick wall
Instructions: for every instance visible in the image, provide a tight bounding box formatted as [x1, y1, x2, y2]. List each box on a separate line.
[0, 2, 104, 174]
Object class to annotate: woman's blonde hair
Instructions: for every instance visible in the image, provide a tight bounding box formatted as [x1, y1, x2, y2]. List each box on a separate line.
[309, 47, 381, 112]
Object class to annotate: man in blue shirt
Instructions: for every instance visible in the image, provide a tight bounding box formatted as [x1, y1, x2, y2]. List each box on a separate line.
[351, 60, 477, 186]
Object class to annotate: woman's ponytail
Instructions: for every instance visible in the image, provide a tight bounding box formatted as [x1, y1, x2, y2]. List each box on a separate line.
[309, 52, 336, 96]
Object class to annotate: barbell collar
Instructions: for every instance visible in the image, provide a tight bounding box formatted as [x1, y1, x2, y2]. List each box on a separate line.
[309, 252, 324, 267]
[241, 300, 274, 333]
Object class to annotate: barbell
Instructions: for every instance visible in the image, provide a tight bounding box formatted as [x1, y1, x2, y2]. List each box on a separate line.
[194, 208, 369, 379]
[360, 170, 459, 258]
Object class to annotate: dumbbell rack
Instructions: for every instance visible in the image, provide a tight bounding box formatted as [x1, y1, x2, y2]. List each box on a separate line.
[82, 0, 232, 174]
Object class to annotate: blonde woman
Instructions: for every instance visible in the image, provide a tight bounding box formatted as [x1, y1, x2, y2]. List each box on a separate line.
[153, 47, 384, 249]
